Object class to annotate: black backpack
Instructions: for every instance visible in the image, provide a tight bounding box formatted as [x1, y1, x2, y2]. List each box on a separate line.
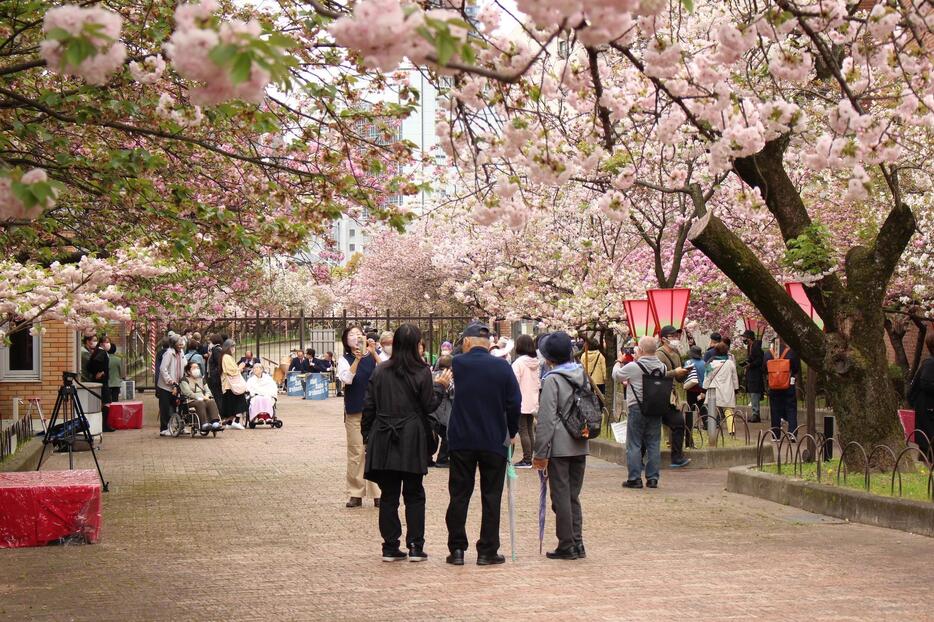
[633, 362, 672, 418]
[555, 375, 603, 440]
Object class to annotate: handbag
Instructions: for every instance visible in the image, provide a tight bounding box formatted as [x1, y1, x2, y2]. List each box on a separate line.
[228, 372, 247, 395]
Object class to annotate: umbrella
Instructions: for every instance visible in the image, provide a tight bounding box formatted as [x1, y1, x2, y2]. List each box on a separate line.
[538, 468, 548, 555]
[506, 445, 518, 562]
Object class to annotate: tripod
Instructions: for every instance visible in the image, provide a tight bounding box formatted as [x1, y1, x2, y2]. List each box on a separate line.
[35, 372, 109, 492]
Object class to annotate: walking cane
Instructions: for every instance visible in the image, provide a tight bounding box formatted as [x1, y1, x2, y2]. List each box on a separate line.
[537, 468, 548, 555]
[506, 444, 518, 562]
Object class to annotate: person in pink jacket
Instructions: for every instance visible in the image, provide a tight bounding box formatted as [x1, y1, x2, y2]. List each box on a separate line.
[511, 334, 541, 468]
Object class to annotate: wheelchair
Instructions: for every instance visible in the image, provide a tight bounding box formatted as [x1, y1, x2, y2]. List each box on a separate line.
[167, 386, 220, 438]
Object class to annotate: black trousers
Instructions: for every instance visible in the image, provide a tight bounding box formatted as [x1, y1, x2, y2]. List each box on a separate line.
[662, 406, 686, 462]
[445, 450, 506, 556]
[375, 471, 426, 552]
[769, 389, 798, 438]
[549, 455, 586, 550]
[156, 388, 173, 431]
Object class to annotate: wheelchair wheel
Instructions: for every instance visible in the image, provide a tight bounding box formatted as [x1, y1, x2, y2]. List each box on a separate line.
[189, 412, 200, 438]
[273, 420, 283, 429]
[167, 413, 184, 437]
[248, 419, 257, 429]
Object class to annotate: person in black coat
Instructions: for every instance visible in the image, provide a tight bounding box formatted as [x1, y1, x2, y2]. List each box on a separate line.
[909, 333, 934, 456]
[362, 324, 452, 562]
[84, 334, 116, 432]
[763, 339, 801, 439]
[741, 330, 765, 423]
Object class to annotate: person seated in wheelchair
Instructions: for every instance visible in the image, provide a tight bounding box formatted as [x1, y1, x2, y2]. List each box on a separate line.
[246, 363, 278, 422]
[179, 362, 222, 431]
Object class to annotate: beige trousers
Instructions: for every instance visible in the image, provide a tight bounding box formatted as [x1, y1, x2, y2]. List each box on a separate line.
[345, 412, 380, 499]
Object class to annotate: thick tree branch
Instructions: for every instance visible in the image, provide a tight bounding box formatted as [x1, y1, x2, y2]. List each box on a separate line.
[585, 46, 614, 152]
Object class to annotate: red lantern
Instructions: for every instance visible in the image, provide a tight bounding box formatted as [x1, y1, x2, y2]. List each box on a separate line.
[743, 317, 766, 338]
[624, 300, 658, 338]
[784, 282, 824, 330]
[647, 288, 691, 332]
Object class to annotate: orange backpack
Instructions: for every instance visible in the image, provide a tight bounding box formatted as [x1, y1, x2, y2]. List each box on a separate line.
[766, 348, 791, 391]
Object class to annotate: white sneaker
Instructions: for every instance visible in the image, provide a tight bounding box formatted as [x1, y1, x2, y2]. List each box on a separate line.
[160, 430, 172, 437]
[229, 422, 245, 430]
[211, 421, 221, 430]
[201, 423, 213, 431]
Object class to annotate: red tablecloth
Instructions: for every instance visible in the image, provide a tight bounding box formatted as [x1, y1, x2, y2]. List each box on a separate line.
[0, 470, 102, 548]
[108, 401, 143, 429]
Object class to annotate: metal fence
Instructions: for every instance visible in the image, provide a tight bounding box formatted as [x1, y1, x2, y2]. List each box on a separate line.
[0, 412, 34, 463]
[126, 311, 473, 390]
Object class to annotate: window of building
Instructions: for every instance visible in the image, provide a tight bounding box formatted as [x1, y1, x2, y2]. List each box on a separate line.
[0, 323, 42, 382]
[349, 244, 356, 252]
[349, 229, 356, 238]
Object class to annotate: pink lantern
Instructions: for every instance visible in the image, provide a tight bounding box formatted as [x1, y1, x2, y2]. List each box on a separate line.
[624, 300, 658, 338]
[784, 282, 825, 330]
[743, 317, 765, 338]
[647, 288, 691, 332]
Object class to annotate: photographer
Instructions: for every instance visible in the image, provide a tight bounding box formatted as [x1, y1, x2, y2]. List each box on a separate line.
[338, 325, 380, 508]
[85, 334, 116, 433]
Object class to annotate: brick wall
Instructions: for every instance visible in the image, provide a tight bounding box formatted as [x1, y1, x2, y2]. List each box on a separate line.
[0, 320, 76, 422]
[885, 320, 933, 371]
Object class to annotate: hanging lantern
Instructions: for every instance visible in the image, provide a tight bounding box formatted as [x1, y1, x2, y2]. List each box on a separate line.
[743, 317, 766, 338]
[784, 282, 825, 330]
[647, 288, 691, 331]
[624, 300, 658, 338]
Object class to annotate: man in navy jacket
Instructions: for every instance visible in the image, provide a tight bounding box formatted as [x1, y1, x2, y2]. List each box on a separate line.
[445, 322, 522, 566]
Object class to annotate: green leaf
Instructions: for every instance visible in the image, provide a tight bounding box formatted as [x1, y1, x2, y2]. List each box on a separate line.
[209, 43, 238, 68]
[45, 27, 72, 42]
[436, 32, 457, 65]
[681, 0, 694, 11]
[230, 53, 253, 84]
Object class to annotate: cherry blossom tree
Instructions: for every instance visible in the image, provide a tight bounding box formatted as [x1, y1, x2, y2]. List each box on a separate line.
[322, 0, 934, 452]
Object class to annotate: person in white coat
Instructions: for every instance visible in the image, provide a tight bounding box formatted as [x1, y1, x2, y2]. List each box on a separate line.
[246, 363, 278, 422]
[702, 341, 740, 437]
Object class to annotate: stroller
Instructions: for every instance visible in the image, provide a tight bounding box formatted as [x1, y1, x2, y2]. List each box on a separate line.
[247, 392, 282, 429]
[168, 386, 221, 438]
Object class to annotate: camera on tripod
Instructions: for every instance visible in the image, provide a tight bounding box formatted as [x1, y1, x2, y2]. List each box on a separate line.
[62, 371, 78, 384]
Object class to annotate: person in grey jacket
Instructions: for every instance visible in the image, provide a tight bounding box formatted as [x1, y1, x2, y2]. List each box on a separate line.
[533, 331, 588, 561]
[157, 335, 186, 436]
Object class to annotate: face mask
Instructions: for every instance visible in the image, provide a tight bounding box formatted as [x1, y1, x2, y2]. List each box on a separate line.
[89, 341, 98, 349]
[192, 368, 202, 378]
[382, 345, 393, 356]
[441, 349, 451, 356]
[667, 339, 681, 348]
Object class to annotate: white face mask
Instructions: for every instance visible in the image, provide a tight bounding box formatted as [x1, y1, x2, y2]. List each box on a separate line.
[382, 345, 392, 356]
[667, 339, 681, 348]
[191, 368, 202, 378]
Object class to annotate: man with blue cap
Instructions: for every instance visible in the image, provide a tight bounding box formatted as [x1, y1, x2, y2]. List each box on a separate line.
[444, 321, 522, 566]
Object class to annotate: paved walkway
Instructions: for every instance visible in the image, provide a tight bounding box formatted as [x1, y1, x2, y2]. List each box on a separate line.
[3, 395, 934, 621]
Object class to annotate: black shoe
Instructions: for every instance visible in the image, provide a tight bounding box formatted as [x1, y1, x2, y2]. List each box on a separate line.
[102, 426, 116, 433]
[545, 547, 579, 560]
[477, 554, 506, 566]
[346, 497, 362, 508]
[576, 544, 586, 559]
[434, 461, 449, 468]
[446, 549, 464, 565]
[622, 479, 643, 489]
[408, 547, 428, 562]
[670, 458, 691, 469]
[749, 416, 761, 423]
[646, 479, 658, 488]
[381, 549, 407, 562]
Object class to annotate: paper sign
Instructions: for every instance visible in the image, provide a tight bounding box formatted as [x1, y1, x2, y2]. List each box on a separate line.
[611, 420, 627, 445]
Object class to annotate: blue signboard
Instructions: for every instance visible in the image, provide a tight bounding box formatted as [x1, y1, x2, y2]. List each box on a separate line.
[304, 373, 328, 400]
[286, 372, 304, 397]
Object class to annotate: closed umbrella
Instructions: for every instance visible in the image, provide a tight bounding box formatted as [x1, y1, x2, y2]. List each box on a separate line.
[538, 468, 548, 555]
[506, 445, 518, 561]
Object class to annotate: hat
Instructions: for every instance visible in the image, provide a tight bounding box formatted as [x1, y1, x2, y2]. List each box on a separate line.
[441, 341, 453, 350]
[659, 325, 681, 338]
[492, 337, 514, 358]
[741, 330, 756, 339]
[710, 332, 722, 341]
[539, 331, 573, 364]
[462, 322, 490, 339]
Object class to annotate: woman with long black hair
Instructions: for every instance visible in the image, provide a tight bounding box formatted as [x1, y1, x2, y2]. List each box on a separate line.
[362, 323, 452, 562]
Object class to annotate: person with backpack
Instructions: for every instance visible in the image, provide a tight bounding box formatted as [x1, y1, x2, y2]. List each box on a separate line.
[533, 331, 589, 560]
[613, 335, 670, 489]
[763, 338, 800, 440]
[580, 337, 606, 397]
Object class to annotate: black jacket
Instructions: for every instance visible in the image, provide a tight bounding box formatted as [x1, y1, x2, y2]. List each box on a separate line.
[288, 357, 309, 372]
[745, 340, 765, 394]
[85, 347, 110, 401]
[362, 363, 444, 477]
[910, 358, 934, 420]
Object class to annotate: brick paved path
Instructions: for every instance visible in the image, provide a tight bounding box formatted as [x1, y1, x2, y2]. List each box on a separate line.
[3, 395, 934, 621]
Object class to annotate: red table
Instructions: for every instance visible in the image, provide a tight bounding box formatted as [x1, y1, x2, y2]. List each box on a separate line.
[108, 400, 144, 429]
[0, 470, 102, 548]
